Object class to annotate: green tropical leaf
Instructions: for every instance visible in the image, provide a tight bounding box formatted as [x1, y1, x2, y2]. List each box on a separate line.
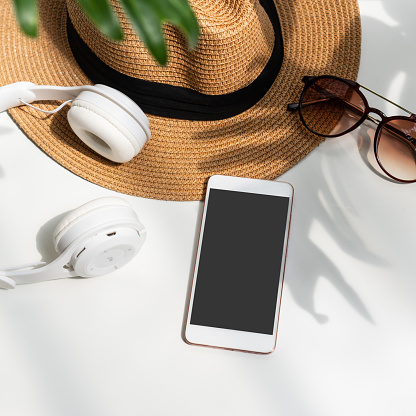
[120, 0, 167, 64]
[120, 0, 199, 65]
[11, 0, 199, 66]
[153, 0, 199, 49]
[13, 0, 38, 37]
[76, 0, 123, 40]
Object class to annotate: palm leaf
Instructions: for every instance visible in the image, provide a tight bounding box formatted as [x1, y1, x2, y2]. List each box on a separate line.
[11, 0, 199, 65]
[13, 0, 38, 37]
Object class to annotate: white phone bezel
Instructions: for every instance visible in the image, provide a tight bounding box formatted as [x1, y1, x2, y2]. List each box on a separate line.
[184, 174, 294, 354]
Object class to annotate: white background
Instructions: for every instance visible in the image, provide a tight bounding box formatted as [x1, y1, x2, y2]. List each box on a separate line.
[1, 1, 415, 415]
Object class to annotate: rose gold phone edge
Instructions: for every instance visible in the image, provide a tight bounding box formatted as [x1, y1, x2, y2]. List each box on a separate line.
[183, 176, 294, 354]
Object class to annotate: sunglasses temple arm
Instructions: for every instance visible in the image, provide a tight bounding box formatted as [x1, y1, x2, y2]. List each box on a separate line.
[289, 84, 413, 116]
[287, 98, 333, 111]
[360, 85, 413, 115]
[288, 100, 407, 134]
[289, 99, 411, 140]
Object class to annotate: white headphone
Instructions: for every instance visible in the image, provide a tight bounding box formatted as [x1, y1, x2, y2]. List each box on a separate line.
[0, 197, 146, 290]
[0, 82, 151, 163]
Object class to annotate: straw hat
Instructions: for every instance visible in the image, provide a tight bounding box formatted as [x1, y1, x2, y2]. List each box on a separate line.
[0, 0, 361, 201]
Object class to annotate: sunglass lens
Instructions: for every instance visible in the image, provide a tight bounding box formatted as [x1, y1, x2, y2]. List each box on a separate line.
[300, 78, 366, 136]
[377, 119, 416, 181]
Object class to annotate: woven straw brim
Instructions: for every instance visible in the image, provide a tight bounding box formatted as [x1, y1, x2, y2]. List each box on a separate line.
[0, 0, 361, 201]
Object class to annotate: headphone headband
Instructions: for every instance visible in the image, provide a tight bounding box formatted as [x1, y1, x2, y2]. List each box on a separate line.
[0, 82, 150, 138]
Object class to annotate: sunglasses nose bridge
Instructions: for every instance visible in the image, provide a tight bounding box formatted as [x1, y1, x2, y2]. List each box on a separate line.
[366, 107, 387, 120]
[367, 107, 387, 121]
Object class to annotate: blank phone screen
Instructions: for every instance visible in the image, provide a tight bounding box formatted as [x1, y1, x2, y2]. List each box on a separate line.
[190, 188, 290, 335]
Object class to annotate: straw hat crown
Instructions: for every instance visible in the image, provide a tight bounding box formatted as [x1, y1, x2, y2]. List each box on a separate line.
[67, 0, 275, 95]
[0, 0, 361, 200]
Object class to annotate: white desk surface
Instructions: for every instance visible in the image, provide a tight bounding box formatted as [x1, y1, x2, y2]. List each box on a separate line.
[1, 1, 415, 415]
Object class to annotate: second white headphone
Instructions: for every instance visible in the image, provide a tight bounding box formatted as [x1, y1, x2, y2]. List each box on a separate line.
[0, 82, 151, 163]
[0, 197, 146, 290]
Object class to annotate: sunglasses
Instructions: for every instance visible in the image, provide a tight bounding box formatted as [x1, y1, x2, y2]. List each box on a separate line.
[288, 75, 416, 183]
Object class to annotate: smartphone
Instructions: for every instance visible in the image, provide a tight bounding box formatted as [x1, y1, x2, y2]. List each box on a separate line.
[184, 175, 294, 354]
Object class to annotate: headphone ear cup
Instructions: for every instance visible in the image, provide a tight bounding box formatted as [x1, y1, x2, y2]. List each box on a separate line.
[53, 197, 146, 278]
[67, 91, 148, 163]
[93, 84, 150, 134]
[53, 197, 142, 253]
